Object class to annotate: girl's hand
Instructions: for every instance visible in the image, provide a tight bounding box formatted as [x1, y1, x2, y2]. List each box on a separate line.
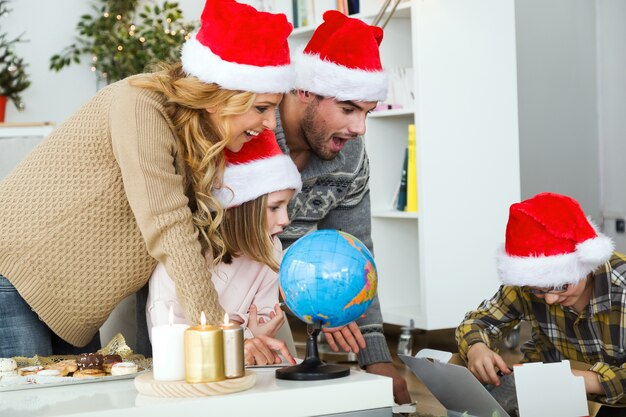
[467, 342, 511, 386]
[246, 304, 285, 338]
[322, 321, 366, 353]
[243, 335, 296, 366]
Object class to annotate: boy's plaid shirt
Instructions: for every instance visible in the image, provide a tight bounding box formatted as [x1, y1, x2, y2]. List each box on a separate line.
[456, 252, 626, 404]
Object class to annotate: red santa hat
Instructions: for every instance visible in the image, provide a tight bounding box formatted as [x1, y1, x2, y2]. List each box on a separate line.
[294, 10, 388, 101]
[181, 0, 294, 93]
[214, 130, 302, 209]
[497, 192, 614, 287]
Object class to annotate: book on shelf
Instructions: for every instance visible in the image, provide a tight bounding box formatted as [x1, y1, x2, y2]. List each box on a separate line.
[347, 0, 360, 14]
[337, 0, 348, 15]
[406, 124, 418, 212]
[293, 0, 315, 28]
[396, 147, 408, 211]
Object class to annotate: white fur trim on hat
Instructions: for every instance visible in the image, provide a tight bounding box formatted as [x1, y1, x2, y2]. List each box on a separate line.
[214, 154, 302, 208]
[496, 234, 614, 287]
[294, 50, 388, 101]
[182, 36, 295, 93]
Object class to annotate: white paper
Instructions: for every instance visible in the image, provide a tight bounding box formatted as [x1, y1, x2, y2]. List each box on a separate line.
[414, 348, 453, 363]
[514, 360, 588, 417]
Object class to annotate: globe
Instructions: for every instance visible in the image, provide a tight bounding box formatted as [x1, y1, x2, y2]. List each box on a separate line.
[279, 230, 378, 328]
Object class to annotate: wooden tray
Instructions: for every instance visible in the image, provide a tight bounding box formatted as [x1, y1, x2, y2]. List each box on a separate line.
[134, 371, 256, 398]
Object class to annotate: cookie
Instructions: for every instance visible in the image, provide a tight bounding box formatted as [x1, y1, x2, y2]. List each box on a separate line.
[37, 369, 63, 377]
[73, 368, 106, 378]
[0, 370, 18, 377]
[18, 366, 43, 376]
[110, 362, 138, 376]
[55, 359, 78, 373]
[77, 353, 103, 370]
[102, 354, 122, 373]
[0, 358, 16, 372]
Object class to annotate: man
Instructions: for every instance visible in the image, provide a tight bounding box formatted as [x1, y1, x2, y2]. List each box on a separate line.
[456, 192, 626, 411]
[275, 10, 410, 404]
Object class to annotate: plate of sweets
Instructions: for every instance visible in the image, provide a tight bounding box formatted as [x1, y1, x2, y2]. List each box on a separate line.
[0, 334, 149, 392]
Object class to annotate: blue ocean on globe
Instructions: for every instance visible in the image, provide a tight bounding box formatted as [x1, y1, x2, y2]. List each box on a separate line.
[279, 230, 378, 328]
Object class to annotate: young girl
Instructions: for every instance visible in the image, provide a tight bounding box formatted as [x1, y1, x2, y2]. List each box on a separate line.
[0, 0, 294, 357]
[147, 130, 301, 357]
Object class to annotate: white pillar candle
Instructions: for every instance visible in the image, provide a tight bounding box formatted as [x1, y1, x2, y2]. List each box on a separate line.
[151, 306, 189, 381]
[220, 313, 244, 378]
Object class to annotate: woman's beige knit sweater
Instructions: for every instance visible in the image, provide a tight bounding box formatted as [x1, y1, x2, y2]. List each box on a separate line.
[0, 78, 223, 347]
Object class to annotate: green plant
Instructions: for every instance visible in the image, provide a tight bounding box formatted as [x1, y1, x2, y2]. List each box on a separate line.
[0, 0, 31, 110]
[50, 0, 196, 84]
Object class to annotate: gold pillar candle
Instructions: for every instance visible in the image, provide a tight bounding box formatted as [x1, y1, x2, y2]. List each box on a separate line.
[184, 311, 225, 383]
[220, 313, 245, 378]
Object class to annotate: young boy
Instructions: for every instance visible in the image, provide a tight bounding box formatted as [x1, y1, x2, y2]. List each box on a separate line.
[456, 192, 626, 407]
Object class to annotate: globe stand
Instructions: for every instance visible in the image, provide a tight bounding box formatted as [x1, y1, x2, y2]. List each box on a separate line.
[275, 323, 350, 381]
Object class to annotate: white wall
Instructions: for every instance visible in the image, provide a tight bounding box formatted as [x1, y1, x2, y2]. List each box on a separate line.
[3, 0, 626, 241]
[596, 0, 626, 252]
[2, 0, 97, 123]
[515, 0, 602, 222]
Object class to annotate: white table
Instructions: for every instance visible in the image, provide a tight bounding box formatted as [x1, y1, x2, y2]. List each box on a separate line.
[0, 368, 393, 417]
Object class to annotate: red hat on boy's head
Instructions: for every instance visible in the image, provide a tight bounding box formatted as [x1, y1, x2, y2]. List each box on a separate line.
[497, 192, 614, 287]
[294, 10, 388, 101]
[181, 0, 294, 93]
[214, 130, 302, 209]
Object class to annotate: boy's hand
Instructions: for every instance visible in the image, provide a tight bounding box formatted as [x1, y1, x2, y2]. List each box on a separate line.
[467, 342, 511, 386]
[322, 321, 366, 353]
[247, 304, 285, 338]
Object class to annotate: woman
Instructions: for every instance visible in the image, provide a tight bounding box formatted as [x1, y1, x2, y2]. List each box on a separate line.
[147, 130, 301, 364]
[0, 0, 294, 357]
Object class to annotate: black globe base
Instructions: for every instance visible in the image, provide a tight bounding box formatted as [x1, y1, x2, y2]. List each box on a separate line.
[276, 326, 350, 381]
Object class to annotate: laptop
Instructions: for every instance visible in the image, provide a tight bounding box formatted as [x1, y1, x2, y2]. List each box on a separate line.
[399, 351, 510, 417]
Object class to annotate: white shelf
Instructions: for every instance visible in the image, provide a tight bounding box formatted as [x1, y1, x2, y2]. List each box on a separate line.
[288, 0, 521, 331]
[372, 210, 418, 219]
[381, 305, 423, 328]
[369, 108, 415, 118]
[291, 1, 412, 38]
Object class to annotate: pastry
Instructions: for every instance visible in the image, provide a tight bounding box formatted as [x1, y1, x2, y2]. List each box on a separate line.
[18, 366, 44, 376]
[73, 368, 106, 378]
[76, 353, 103, 370]
[102, 354, 122, 373]
[36, 369, 63, 377]
[44, 362, 74, 376]
[0, 358, 17, 372]
[55, 359, 78, 373]
[110, 362, 138, 376]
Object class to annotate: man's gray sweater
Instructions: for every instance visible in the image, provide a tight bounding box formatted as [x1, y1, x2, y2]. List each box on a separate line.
[275, 115, 392, 367]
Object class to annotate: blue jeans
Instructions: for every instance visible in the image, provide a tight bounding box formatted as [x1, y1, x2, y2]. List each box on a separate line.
[0, 274, 101, 357]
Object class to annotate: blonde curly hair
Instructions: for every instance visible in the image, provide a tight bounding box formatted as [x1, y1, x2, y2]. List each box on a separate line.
[129, 62, 257, 266]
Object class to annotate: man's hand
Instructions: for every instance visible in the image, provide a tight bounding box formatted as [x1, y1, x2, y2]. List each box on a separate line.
[243, 335, 296, 366]
[322, 321, 366, 353]
[366, 362, 411, 405]
[467, 342, 511, 386]
[246, 304, 285, 338]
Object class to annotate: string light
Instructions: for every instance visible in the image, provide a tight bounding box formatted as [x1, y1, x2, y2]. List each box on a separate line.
[117, 45, 123, 51]
[116, 14, 122, 20]
[103, 12, 109, 18]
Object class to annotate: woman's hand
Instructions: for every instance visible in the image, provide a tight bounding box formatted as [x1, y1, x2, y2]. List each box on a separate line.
[322, 321, 366, 353]
[467, 342, 511, 386]
[243, 334, 296, 366]
[246, 304, 285, 338]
